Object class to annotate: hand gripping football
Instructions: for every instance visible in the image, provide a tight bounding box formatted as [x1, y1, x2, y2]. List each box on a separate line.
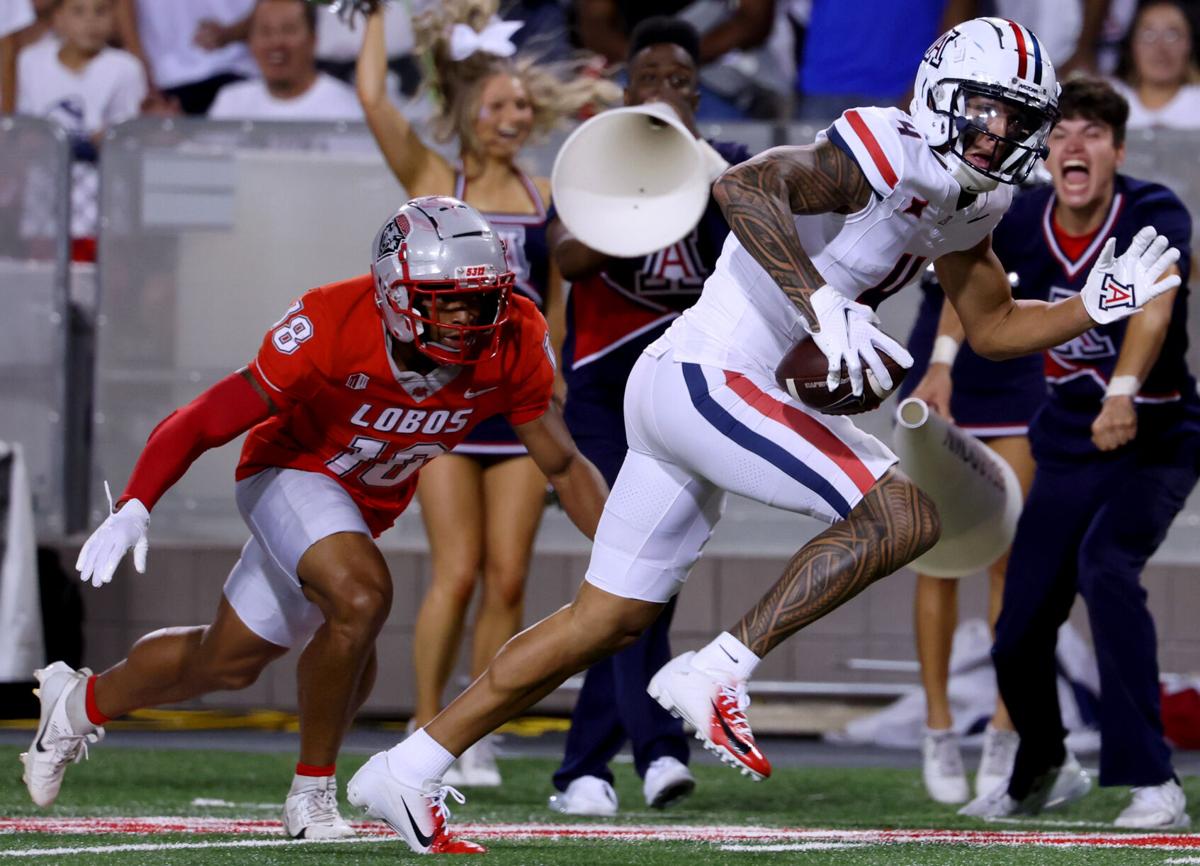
[775, 337, 908, 415]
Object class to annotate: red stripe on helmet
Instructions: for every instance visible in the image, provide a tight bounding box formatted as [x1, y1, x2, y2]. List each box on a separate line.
[1006, 19, 1029, 79]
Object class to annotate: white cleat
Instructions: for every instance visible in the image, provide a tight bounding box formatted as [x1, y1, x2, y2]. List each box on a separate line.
[1114, 780, 1190, 829]
[959, 752, 1092, 819]
[20, 662, 103, 808]
[457, 737, 502, 787]
[648, 652, 771, 780]
[975, 725, 1019, 799]
[548, 776, 618, 816]
[347, 752, 484, 854]
[282, 774, 356, 839]
[643, 756, 695, 809]
[922, 729, 969, 804]
[959, 784, 1020, 819]
[1033, 752, 1093, 812]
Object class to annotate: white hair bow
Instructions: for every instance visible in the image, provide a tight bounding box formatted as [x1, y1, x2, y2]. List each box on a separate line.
[448, 17, 524, 61]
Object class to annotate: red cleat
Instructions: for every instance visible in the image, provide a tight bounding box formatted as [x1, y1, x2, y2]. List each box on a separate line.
[430, 836, 487, 854]
[648, 652, 772, 780]
[348, 753, 485, 854]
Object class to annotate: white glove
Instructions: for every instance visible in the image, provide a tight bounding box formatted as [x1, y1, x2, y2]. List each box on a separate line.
[75, 482, 150, 588]
[1082, 226, 1181, 325]
[804, 286, 914, 396]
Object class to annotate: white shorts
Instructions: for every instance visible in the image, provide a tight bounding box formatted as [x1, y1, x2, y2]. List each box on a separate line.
[585, 345, 898, 603]
[223, 468, 371, 648]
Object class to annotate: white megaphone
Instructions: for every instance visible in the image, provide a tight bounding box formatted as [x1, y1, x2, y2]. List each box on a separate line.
[551, 102, 730, 258]
[892, 398, 1023, 579]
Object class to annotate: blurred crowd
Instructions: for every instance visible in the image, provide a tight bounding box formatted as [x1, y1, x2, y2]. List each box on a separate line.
[4, 1, 1200, 127]
[2, 0, 1199, 304]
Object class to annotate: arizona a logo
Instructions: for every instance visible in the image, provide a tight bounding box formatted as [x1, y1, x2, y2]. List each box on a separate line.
[923, 28, 959, 68]
[1099, 273, 1135, 311]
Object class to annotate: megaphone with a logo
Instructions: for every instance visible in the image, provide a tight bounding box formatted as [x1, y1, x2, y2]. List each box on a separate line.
[550, 102, 730, 258]
[892, 398, 1023, 579]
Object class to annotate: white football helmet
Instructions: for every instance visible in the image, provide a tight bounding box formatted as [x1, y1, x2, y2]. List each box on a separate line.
[910, 17, 1060, 193]
[370, 196, 514, 365]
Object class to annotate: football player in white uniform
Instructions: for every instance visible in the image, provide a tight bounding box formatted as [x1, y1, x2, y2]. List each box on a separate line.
[346, 18, 1182, 853]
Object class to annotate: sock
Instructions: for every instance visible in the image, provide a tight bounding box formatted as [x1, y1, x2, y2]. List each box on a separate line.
[84, 676, 110, 726]
[692, 632, 760, 681]
[65, 676, 101, 733]
[295, 762, 335, 777]
[386, 728, 455, 787]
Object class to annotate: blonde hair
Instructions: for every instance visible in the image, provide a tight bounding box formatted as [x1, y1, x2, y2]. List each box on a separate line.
[413, 0, 619, 160]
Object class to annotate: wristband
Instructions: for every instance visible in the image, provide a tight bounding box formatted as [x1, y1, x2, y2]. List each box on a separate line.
[930, 335, 960, 367]
[1104, 375, 1140, 400]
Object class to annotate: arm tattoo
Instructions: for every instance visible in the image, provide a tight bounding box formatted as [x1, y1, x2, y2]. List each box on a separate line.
[732, 471, 941, 658]
[713, 141, 872, 329]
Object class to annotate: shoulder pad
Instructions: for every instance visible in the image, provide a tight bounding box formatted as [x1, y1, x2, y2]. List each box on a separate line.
[822, 107, 915, 198]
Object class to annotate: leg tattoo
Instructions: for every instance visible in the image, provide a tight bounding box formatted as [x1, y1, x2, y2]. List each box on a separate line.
[734, 471, 940, 658]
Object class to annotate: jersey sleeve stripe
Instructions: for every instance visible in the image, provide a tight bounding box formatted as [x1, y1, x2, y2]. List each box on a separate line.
[250, 359, 285, 394]
[844, 110, 899, 191]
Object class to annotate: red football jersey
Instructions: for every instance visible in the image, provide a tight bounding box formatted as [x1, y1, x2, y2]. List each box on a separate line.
[238, 275, 554, 535]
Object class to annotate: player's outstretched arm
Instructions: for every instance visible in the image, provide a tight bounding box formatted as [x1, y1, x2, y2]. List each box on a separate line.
[514, 403, 608, 540]
[712, 139, 872, 327]
[939, 229, 1181, 360]
[75, 369, 273, 588]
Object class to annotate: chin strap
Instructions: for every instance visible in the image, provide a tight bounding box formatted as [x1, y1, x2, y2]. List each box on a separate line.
[948, 152, 1000, 194]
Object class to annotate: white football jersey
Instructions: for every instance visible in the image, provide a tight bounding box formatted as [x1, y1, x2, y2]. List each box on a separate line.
[664, 106, 1013, 372]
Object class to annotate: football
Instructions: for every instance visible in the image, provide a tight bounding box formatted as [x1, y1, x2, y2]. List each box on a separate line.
[775, 337, 908, 416]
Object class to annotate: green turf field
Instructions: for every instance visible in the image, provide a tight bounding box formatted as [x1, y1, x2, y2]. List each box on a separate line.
[3, 746, 1198, 864]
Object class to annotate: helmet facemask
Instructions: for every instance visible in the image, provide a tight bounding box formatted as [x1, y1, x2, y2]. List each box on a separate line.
[942, 83, 1058, 192]
[377, 267, 514, 366]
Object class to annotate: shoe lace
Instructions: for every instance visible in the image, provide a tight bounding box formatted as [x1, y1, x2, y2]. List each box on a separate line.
[49, 731, 97, 773]
[981, 731, 1018, 768]
[928, 735, 964, 775]
[306, 781, 344, 825]
[1129, 784, 1170, 808]
[425, 784, 466, 827]
[716, 684, 753, 738]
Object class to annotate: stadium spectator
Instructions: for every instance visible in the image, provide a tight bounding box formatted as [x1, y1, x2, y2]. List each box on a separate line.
[356, 0, 617, 787]
[0, 0, 34, 113]
[960, 77, 1196, 830]
[545, 15, 753, 817]
[1111, 0, 1200, 128]
[901, 269, 1042, 804]
[500, 0, 573, 62]
[209, 0, 360, 121]
[794, 0, 942, 121]
[313, 0, 423, 97]
[941, 0, 1112, 78]
[574, 0, 784, 119]
[113, 0, 256, 115]
[17, 0, 146, 258]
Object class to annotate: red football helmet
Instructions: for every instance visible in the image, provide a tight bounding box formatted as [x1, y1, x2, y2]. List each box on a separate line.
[371, 196, 515, 365]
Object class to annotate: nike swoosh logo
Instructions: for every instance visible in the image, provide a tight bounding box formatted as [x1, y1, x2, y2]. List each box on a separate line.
[720, 645, 739, 664]
[713, 701, 752, 755]
[33, 723, 52, 754]
[402, 799, 435, 848]
[464, 386, 499, 399]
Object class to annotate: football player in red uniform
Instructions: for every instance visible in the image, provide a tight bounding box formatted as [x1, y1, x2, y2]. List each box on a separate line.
[21, 196, 606, 851]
